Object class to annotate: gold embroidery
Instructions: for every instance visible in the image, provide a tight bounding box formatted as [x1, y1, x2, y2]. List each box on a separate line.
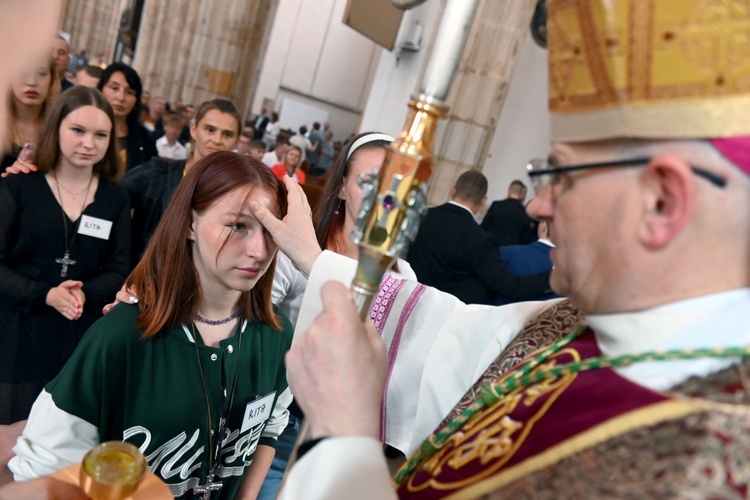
[406, 349, 580, 493]
[441, 300, 585, 428]
[548, 0, 750, 140]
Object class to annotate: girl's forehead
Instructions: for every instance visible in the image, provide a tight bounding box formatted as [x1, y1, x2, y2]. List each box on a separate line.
[215, 185, 278, 212]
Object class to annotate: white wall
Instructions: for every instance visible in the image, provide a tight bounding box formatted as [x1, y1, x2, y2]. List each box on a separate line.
[482, 33, 550, 202]
[358, 1, 443, 136]
[254, 0, 550, 194]
[359, 13, 550, 203]
[252, 0, 383, 140]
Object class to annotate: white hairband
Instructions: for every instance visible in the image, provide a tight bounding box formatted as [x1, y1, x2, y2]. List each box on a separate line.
[346, 133, 395, 161]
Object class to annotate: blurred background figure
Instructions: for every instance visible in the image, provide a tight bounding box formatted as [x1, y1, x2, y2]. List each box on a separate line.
[495, 220, 560, 305]
[481, 179, 537, 246]
[262, 111, 281, 150]
[236, 130, 254, 156]
[251, 106, 270, 139]
[306, 121, 323, 169]
[2, 58, 60, 170]
[407, 170, 550, 305]
[312, 129, 334, 175]
[289, 125, 314, 165]
[263, 138, 288, 168]
[73, 64, 102, 88]
[97, 62, 157, 171]
[51, 35, 72, 91]
[142, 95, 165, 136]
[155, 111, 188, 160]
[271, 144, 305, 184]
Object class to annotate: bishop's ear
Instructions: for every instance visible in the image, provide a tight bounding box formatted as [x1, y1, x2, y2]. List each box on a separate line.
[639, 155, 695, 249]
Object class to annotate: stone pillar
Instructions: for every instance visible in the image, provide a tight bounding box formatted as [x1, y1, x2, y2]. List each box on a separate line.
[132, 0, 276, 115]
[426, 0, 536, 205]
[61, 0, 130, 60]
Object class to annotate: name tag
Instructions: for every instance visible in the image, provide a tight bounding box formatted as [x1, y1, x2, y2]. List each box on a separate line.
[78, 215, 112, 240]
[241, 392, 276, 433]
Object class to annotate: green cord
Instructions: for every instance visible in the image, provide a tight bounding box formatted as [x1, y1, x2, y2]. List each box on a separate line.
[394, 326, 750, 484]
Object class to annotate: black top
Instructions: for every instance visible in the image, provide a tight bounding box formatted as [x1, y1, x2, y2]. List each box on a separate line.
[119, 123, 158, 172]
[407, 202, 551, 305]
[0, 172, 130, 384]
[122, 157, 187, 266]
[480, 198, 537, 247]
[252, 115, 270, 140]
[1, 144, 22, 171]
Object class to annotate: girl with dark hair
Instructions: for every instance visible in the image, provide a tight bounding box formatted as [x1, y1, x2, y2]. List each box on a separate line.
[315, 131, 412, 269]
[256, 131, 416, 499]
[0, 86, 131, 423]
[10, 152, 293, 499]
[1, 57, 60, 170]
[123, 98, 242, 266]
[97, 62, 157, 171]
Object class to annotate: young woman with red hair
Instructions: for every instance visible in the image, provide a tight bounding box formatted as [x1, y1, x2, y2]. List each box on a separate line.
[10, 152, 293, 499]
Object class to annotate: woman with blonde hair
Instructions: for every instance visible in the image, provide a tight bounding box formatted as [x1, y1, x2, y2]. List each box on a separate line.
[1, 57, 60, 171]
[271, 144, 305, 184]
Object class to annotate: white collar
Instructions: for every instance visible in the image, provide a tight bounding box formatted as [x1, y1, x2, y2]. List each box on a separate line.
[448, 201, 476, 219]
[586, 288, 750, 390]
[537, 238, 554, 247]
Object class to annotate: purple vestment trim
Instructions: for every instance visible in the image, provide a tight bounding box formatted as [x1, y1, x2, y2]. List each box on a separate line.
[380, 282, 426, 442]
[369, 274, 407, 336]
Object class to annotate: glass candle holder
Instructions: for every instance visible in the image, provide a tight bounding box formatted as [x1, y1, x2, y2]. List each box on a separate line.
[79, 441, 147, 500]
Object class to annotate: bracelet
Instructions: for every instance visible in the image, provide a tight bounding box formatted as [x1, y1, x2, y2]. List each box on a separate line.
[297, 437, 328, 460]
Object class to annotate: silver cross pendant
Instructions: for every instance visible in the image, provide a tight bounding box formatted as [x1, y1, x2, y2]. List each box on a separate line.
[193, 470, 223, 499]
[55, 251, 76, 278]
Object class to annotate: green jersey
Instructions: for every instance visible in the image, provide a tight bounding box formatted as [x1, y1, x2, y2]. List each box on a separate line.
[10, 303, 293, 499]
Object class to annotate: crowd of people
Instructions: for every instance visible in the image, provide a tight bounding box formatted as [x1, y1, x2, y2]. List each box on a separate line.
[0, 31, 412, 499]
[2, 0, 750, 498]
[0, 32, 355, 499]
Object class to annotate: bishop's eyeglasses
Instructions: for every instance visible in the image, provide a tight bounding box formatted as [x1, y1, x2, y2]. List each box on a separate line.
[525, 157, 727, 194]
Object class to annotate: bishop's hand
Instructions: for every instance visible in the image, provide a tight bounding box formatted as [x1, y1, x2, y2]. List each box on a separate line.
[250, 175, 322, 276]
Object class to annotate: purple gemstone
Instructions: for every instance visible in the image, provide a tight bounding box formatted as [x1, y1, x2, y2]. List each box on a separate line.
[383, 195, 395, 209]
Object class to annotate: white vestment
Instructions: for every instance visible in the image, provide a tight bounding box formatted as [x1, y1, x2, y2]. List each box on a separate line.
[282, 251, 750, 499]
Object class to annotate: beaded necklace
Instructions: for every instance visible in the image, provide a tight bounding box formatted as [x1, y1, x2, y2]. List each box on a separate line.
[197, 310, 241, 326]
[394, 325, 750, 484]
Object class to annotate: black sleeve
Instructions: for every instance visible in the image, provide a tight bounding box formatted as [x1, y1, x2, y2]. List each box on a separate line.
[480, 208, 494, 231]
[472, 232, 551, 301]
[125, 127, 157, 170]
[0, 179, 53, 310]
[122, 158, 159, 209]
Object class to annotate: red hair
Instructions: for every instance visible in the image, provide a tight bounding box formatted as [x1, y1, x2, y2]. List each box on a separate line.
[127, 151, 287, 337]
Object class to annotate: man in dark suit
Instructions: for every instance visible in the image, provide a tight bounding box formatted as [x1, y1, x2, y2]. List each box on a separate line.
[407, 171, 551, 305]
[481, 179, 537, 246]
[251, 107, 270, 140]
[495, 221, 561, 305]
